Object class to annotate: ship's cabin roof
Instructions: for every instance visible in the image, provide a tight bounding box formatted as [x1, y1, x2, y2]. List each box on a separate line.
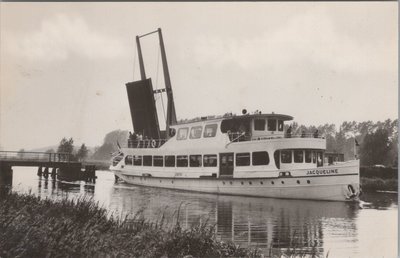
[127, 112, 324, 149]
[175, 113, 293, 126]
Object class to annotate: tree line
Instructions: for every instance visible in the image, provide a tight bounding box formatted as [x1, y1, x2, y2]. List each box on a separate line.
[41, 138, 89, 162]
[37, 118, 396, 167]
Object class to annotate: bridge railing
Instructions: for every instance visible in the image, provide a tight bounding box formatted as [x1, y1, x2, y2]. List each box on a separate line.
[0, 151, 72, 163]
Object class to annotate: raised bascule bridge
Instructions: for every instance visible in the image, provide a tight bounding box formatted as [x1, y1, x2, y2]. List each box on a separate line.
[0, 151, 96, 187]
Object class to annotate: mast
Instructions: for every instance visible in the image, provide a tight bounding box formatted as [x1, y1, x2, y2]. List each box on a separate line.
[158, 28, 177, 138]
[135, 32, 160, 139]
[134, 28, 177, 139]
[136, 36, 146, 80]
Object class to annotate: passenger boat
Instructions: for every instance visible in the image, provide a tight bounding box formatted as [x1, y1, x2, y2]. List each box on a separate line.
[110, 29, 360, 202]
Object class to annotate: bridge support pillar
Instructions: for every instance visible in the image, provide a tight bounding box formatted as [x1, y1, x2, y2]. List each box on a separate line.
[43, 167, 49, 179]
[51, 167, 57, 179]
[37, 166, 43, 177]
[0, 162, 13, 189]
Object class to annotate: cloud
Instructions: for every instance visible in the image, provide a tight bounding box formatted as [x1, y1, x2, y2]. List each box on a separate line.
[191, 7, 396, 74]
[4, 14, 128, 61]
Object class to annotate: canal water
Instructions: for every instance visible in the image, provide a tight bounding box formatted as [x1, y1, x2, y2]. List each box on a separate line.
[10, 167, 398, 257]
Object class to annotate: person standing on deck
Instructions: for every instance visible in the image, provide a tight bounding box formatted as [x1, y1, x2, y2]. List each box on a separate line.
[286, 126, 292, 138]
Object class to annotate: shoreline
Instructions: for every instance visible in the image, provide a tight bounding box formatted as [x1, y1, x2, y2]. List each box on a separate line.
[0, 190, 261, 258]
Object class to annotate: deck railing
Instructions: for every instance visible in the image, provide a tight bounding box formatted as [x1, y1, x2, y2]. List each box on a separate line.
[127, 139, 167, 148]
[0, 151, 72, 162]
[228, 132, 325, 142]
[284, 133, 325, 139]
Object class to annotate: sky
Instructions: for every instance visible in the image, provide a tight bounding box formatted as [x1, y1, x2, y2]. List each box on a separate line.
[0, 2, 398, 151]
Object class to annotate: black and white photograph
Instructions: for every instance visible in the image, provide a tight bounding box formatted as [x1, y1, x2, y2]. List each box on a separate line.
[0, 2, 398, 257]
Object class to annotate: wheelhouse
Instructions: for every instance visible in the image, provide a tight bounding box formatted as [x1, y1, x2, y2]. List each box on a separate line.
[221, 114, 293, 141]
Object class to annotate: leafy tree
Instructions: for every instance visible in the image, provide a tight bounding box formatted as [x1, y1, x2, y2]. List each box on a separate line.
[57, 138, 74, 161]
[76, 144, 89, 162]
[57, 138, 74, 154]
[45, 148, 55, 154]
[359, 129, 390, 166]
[286, 119, 397, 165]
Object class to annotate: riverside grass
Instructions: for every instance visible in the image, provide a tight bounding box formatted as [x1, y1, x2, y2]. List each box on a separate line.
[0, 190, 261, 258]
[361, 177, 398, 192]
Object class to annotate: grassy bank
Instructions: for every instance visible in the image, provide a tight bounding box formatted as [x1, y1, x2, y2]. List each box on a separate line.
[359, 166, 398, 192]
[0, 191, 259, 258]
[361, 177, 398, 192]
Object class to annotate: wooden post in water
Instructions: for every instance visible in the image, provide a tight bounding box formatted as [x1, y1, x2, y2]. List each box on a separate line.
[37, 166, 42, 176]
[43, 167, 49, 179]
[51, 167, 57, 179]
[0, 162, 13, 189]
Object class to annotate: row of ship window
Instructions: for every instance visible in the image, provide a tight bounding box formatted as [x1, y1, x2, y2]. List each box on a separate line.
[280, 150, 323, 164]
[124, 151, 271, 167]
[254, 119, 284, 131]
[175, 118, 286, 141]
[177, 124, 218, 140]
[125, 154, 218, 167]
[124, 150, 323, 168]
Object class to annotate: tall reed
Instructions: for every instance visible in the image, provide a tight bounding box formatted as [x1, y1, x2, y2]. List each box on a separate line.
[0, 190, 259, 257]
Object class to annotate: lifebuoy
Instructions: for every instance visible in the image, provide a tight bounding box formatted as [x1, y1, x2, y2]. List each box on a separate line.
[151, 140, 157, 148]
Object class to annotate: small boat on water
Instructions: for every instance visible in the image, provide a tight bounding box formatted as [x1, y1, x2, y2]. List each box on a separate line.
[110, 28, 360, 202]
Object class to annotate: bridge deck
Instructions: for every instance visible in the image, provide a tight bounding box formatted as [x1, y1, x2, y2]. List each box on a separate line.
[0, 151, 80, 168]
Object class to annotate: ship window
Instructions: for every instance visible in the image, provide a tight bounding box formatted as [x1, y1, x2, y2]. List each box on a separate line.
[125, 155, 133, 166]
[177, 155, 188, 167]
[153, 156, 163, 167]
[305, 150, 312, 163]
[133, 155, 142, 166]
[281, 150, 292, 163]
[252, 151, 270, 165]
[190, 155, 202, 167]
[294, 150, 304, 163]
[189, 126, 203, 139]
[177, 127, 189, 140]
[236, 153, 250, 166]
[143, 155, 152, 166]
[204, 124, 218, 137]
[204, 154, 217, 167]
[278, 120, 284, 131]
[165, 155, 175, 167]
[254, 119, 265, 131]
[267, 119, 277, 131]
[317, 152, 323, 167]
[312, 151, 316, 163]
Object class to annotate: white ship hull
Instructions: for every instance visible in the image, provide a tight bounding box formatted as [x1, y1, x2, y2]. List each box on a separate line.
[113, 160, 360, 202]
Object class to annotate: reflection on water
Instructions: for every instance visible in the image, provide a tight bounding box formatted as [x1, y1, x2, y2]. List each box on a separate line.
[109, 184, 361, 256]
[11, 167, 398, 257]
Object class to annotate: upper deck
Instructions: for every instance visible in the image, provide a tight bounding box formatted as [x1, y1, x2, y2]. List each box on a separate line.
[125, 112, 325, 151]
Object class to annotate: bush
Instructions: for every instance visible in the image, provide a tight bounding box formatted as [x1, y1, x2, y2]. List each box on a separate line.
[361, 177, 398, 192]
